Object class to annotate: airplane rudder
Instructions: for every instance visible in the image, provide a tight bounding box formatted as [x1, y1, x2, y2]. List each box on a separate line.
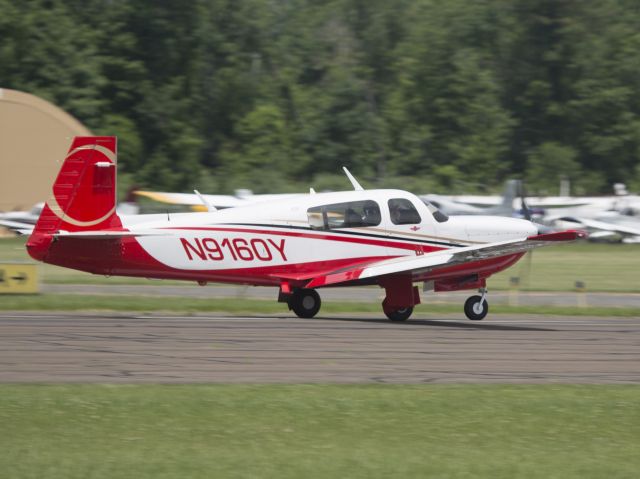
[27, 136, 120, 261]
[36, 136, 120, 234]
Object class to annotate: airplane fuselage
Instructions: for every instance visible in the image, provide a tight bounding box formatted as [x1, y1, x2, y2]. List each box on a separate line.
[34, 189, 536, 290]
[27, 136, 579, 321]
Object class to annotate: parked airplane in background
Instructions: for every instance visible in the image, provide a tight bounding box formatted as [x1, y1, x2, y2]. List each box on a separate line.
[420, 180, 543, 219]
[553, 215, 640, 243]
[551, 212, 640, 243]
[137, 179, 537, 220]
[1, 199, 138, 236]
[0, 203, 44, 235]
[533, 184, 640, 243]
[432, 182, 640, 243]
[134, 189, 301, 211]
[26, 137, 583, 321]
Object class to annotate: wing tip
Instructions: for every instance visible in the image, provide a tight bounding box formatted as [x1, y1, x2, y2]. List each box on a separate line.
[528, 230, 587, 242]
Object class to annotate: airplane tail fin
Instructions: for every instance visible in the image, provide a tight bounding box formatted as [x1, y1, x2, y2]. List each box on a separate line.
[27, 136, 122, 260]
[500, 179, 518, 210]
[486, 179, 518, 216]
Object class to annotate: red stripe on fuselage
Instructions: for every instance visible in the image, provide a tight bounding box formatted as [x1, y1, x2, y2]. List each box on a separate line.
[162, 225, 452, 252]
[42, 235, 398, 286]
[41, 235, 525, 291]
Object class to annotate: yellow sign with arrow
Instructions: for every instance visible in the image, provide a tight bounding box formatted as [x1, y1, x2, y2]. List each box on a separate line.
[0, 263, 39, 294]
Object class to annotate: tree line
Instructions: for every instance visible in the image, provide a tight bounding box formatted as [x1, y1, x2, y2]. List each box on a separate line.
[1, 0, 639, 196]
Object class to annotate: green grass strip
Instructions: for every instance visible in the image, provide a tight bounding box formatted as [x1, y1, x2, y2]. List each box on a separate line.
[1, 293, 638, 317]
[3, 238, 640, 292]
[1, 384, 638, 479]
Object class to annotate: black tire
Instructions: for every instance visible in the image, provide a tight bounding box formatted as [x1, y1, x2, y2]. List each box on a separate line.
[384, 306, 413, 322]
[464, 295, 489, 321]
[289, 289, 321, 318]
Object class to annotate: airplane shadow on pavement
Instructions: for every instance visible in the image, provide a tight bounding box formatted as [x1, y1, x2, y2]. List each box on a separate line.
[313, 316, 555, 332]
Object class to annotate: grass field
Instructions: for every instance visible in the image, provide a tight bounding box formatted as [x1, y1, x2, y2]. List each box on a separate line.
[1, 237, 639, 292]
[1, 384, 638, 479]
[490, 242, 640, 292]
[2, 234, 638, 478]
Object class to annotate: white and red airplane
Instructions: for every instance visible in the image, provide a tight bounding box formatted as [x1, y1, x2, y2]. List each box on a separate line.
[26, 137, 584, 321]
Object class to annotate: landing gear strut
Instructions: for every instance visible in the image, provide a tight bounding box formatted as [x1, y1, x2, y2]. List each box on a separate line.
[380, 278, 420, 322]
[464, 288, 489, 321]
[288, 288, 321, 318]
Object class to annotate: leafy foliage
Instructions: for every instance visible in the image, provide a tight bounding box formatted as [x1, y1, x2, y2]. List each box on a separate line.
[1, 0, 639, 194]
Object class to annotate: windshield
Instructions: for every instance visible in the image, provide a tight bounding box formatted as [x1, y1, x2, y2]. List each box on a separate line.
[422, 200, 449, 223]
[388, 198, 421, 225]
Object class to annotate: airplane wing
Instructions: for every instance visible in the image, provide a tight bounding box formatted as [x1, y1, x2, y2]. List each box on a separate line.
[134, 190, 303, 210]
[134, 191, 246, 209]
[304, 231, 584, 288]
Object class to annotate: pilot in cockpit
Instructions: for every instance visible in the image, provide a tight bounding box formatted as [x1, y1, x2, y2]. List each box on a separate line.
[363, 204, 381, 226]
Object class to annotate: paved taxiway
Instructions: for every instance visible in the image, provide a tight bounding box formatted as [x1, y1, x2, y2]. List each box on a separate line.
[44, 283, 640, 308]
[1, 312, 638, 383]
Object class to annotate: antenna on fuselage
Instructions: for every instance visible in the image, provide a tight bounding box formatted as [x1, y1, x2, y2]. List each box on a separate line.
[194, 189, 217, 212]
[309, 187, 316, 194]
[342, 167, 364, 191]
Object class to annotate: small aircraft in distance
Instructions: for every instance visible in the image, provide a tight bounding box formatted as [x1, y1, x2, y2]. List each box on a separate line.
[420, 179, 544, 219]
[26, 137, 584, 321]
[441, 182, 640, 242]
[134, 188, 301, 211]
[135, 179, 543, 224]
[0, 203, 44, 235]
[1, 195, 138, 236]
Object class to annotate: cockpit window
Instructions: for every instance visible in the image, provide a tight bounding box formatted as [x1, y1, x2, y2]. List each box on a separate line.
[388, 198, 422, 225]
[307, 200, 381, 230]
[423, 201, 449, 223]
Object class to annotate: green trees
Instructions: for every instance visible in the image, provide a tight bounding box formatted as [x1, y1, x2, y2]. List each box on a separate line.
[1, 0, 639, 195]
[0, 0, 105, 122]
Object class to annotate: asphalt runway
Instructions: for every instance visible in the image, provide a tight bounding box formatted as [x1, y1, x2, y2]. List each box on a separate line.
[1, 312, 638, 384]
[44, 283, 640, 308]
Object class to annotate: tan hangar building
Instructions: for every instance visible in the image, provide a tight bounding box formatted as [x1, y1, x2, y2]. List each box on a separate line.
[0, 88, 92, 212]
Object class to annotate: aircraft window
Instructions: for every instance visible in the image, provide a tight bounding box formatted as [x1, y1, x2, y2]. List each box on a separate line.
[307, 200, 381, 230]
[388, 198, 422, 225]
[423, 200, 449, 223]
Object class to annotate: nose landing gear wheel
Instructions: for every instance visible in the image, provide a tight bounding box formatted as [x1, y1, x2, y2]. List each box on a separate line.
[289, 288, 321, 318]
[464, 295, 489, 321]
[383, 306, 413, 322]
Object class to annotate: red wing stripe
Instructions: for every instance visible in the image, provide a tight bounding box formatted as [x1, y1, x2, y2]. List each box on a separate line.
[527, 230, 587, 241]
[305, 268, 367, 288]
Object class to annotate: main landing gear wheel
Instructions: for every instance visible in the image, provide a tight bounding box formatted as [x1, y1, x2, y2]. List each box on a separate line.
[289, 288, 321, 319]
[383, 306, 414, 322]
[464, 295, 489, 321]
